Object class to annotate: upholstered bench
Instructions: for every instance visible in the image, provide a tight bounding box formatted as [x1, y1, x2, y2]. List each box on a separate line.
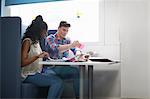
[21, 83, 48, 98]
[21, 80, 75, 99]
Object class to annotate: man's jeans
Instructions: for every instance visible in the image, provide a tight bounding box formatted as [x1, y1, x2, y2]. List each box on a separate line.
[52, 66, 80, 97]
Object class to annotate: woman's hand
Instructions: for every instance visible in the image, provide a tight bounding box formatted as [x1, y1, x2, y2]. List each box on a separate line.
[38, 51, 49, 58]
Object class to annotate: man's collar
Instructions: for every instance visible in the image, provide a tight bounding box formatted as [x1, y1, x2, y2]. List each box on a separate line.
[55, 33, 66, 40]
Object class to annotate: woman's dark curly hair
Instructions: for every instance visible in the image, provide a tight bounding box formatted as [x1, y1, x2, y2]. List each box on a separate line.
[22, 15, 48, 44]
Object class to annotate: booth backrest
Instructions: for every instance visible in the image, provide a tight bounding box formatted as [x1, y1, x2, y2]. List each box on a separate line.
[48, 30, 57, 35]
[0, 17, 21, 98]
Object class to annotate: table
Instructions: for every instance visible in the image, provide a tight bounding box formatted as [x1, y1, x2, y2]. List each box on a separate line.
[39, 60, 119, 99]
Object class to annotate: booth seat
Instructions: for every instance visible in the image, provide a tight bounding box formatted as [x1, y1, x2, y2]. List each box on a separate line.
[21, 80, 76, 99]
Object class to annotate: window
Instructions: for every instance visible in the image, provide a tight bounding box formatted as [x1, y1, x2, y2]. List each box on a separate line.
[10, 0, 104, 44]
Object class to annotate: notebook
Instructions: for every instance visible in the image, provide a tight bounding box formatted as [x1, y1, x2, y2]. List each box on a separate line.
[89, 57, 113, 62]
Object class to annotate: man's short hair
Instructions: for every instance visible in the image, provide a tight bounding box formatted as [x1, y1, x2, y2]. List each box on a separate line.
[58, 21, 71, 28]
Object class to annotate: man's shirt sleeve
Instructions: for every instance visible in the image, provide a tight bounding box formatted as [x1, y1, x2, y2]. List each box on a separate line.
[46, 35, 59, 58]
[66, 37, 77, 55]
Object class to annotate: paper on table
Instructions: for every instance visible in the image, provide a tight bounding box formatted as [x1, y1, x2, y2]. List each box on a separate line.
[46, 57, 65, 62]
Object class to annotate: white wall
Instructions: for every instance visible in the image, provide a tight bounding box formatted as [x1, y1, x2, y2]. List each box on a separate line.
[84, 0, 120, 61]
[120, 0, 149, 98]
[1, 0, 10, 16]
[148, 0, 150, 98]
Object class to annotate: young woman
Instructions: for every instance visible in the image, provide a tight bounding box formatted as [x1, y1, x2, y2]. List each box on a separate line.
[21, 15, 64, 99]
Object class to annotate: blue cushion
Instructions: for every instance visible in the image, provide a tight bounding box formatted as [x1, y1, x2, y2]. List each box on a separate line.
[21, 83, 48, 98]
[48, 30, 57, 35]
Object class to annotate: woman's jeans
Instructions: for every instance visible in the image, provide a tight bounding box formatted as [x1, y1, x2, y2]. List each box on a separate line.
[23, 73, 64, 99]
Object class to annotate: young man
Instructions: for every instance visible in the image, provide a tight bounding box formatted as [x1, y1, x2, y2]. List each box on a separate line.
[45, 21, 81, 99]
[46, 21, 81, 59]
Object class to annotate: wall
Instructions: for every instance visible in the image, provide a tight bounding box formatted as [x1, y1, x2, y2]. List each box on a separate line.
[120, 0, 149, 98]
[1, 0, 5, 16]
[148, 0, 150, 98]
[1, 0, 10, 16]
[83, 0, 120, 61]
[93, 0, 121, 98]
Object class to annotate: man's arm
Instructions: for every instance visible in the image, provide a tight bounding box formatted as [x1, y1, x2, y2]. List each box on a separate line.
[46, 36, 72, 54]
[47, 36, 80, 52]
[59, 40, 81, 53]
[58, 44, 73, 53]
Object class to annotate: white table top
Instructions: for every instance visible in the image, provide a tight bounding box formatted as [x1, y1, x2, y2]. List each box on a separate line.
[39, 60, 120, 66]
[39, 60, 120, 70]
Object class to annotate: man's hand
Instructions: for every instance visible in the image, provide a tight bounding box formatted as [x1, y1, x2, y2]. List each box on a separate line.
[76, 54, 90, 62]
[71, 41, 81, 48]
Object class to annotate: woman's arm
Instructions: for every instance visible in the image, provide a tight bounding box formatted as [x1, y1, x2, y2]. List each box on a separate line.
[21, 40, 39, 67]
